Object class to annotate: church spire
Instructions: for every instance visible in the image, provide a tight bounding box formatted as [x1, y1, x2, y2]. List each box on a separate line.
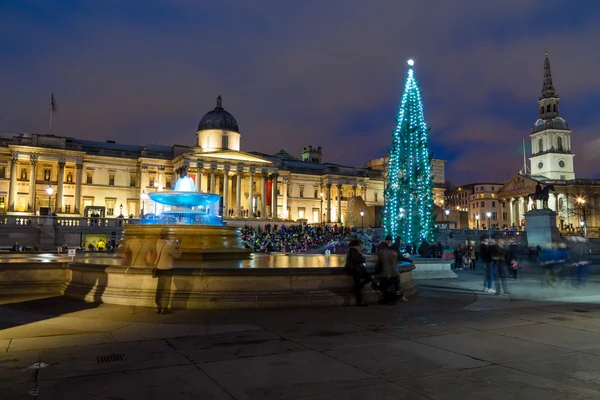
[540, 50, 557, 99]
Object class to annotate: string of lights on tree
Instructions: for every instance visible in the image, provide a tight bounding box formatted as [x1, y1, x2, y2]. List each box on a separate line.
[384, 59, 435, 245]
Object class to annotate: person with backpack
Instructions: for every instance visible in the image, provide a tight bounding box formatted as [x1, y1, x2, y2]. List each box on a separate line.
[344, 239, 372, 307]
[376, 236, 408, 304]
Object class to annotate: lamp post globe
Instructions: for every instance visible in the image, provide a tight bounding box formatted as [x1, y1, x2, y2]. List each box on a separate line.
[360, 210, 364, 229]
[475, 214, 480, 230]
[486, 211, 492, 239]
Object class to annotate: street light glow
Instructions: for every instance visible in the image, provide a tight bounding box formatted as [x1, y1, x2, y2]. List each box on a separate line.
[407, 59, 414, 66]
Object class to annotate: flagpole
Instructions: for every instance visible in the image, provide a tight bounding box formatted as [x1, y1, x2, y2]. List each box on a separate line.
[522, 138, 527, 174]
[49, 101, 53, 135]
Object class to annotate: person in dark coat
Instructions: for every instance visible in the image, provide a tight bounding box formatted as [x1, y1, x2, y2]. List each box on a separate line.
[344, 239, 372, 307]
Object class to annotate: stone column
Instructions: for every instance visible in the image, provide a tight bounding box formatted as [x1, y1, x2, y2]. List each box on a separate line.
[236, 167, 242, 217]
[8, 153, 18, 211]
[196, 162, 203, 192]
[337, 184, 342, 223]
[261, 171, 267, 218]
[140, 164, 148, 194]
[75, 161, 83, 214]
[28, 154, 38, 212]
[210, 167, 216, 194]
[282, 178, 288, 219]
[56, 158, 66, 213]
[548, 193, 556, 211]
[271, 173, 279, 219]
[326, 183, 332, 223]
[518, 197, 525, 227]
[248, 168, 255, 216]
[352, 185, 357, 197]
[509, 198, 515, 227]
[223, 166, 230, 216]
[157, 166, 165, 190]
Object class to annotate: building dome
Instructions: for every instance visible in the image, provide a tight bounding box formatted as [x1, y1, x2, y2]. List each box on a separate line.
[197, 96, 240, 133]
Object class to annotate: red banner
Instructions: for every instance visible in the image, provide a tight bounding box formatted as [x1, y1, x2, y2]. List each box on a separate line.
[266, 181, 272, 205]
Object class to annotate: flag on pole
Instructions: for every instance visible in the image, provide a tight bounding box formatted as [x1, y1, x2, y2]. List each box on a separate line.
[51, 94, 56, 112]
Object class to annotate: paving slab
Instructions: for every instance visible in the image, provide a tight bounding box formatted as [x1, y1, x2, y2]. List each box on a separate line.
[415, 330, 569, 364]
[111, 322, 197, 341]
[7, 332, 115, 352]
[431, 310, 539, 331]
[34, 365, 233, 400]
[169, 330, 306, 363]
[188, 324, 262, 336]
[399, 364, 599, 400]
[491, 323, 600, 352]
[199, 350, 383, 400]
[0, 339, 191, 389]
[325, 339, 489, 380]
[503, 351, 600, 392]
[298, 382, 430, 400]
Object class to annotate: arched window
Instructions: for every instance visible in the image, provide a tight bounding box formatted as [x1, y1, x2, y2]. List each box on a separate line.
[557, 136, 563, 151]
[222, 134, 229, 149]
[540, 107, 544, 115]
[553, 104, 557, 113]
[538, 138, 544, 152]
[546, 104, 551, 112]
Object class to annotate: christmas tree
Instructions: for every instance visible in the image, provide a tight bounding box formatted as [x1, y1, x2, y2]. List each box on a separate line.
[384, 59, 435, 245]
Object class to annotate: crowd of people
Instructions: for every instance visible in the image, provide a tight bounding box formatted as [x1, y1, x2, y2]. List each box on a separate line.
[240, 223, 367, 253]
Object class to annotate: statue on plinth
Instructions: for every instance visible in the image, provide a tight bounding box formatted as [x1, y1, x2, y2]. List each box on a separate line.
[528, 183, 555, 209]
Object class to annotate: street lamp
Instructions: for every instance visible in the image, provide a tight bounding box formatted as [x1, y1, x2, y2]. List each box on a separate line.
[444, 209, 450, 223]
[119, 203, 123, 217]
[576, 197, 587, 237]
[360, 209, 364, 228]
[486, 211, 492, 239]
[46, 186, 54, 215]
[141, 190, 148, 217]
[475, 214, 480, 230]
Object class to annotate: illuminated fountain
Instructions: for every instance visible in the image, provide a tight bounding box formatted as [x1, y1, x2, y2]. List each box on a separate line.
[120, 169, 251, 265]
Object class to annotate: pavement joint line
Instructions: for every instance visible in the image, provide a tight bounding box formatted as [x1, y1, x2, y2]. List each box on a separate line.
[164, 338, 237, 400]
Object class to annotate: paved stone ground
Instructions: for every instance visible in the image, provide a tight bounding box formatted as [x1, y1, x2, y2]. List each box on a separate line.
[2, 270, 600, 399]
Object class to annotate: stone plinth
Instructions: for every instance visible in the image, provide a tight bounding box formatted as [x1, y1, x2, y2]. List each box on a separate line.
[525, 209, 561, 247]
[412, 258, 457, 279]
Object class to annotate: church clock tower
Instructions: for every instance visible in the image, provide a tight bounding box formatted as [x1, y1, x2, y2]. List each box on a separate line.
[529, 51, 574, 180]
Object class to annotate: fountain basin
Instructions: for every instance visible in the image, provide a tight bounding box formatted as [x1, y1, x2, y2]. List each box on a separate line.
[148, 191, 220, 208]
[121, 224, 251, 265]
[0, 254, 418, 309]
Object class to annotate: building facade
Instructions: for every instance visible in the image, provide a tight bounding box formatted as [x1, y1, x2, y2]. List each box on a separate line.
[0, 96, 386, 232]
[366, 156, 446, 206]
[445, 183, 504, 229]
[496, 52, 600, 236]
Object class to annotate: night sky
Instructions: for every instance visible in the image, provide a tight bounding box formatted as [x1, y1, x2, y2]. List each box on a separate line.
[1, 1, 599, 184]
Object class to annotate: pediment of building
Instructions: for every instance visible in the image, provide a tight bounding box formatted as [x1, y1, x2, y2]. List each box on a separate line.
[497, 175, 541, 198]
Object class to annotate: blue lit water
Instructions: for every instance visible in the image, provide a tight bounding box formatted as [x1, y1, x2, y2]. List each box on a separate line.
[145, 176, 224, 225]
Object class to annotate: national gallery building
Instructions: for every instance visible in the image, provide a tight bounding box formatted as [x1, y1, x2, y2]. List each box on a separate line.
[0, 96, 391, 228]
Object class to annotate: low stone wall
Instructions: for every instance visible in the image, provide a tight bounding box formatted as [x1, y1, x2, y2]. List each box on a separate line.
[0, 262, 69, 295]
[0, 260, 418, 309]
[64, 263, 418, 309]
[412, 258, 457, 279]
